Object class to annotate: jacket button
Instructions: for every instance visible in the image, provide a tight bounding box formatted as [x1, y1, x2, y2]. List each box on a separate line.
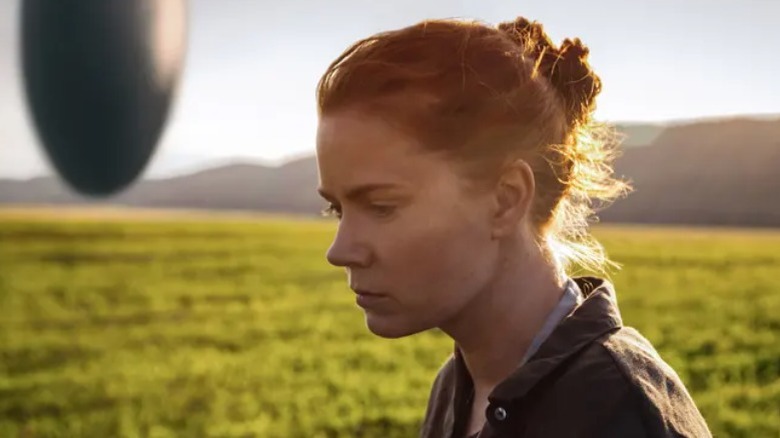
[493, 407, 508, 421]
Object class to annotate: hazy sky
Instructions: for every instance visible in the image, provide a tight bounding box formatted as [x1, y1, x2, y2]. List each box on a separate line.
[1, 0, 778, 179]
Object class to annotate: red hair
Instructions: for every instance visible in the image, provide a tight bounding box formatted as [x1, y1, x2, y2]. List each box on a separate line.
[316, 17, 631, 275]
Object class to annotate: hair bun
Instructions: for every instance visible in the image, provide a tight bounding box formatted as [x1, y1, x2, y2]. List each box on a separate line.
[497, 17, 602, 127]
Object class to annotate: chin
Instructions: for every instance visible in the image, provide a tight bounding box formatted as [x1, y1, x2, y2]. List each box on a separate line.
[364, 313, 428, 339]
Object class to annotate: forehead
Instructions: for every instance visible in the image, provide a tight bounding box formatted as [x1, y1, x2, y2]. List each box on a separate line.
[316, 110, 448, 192]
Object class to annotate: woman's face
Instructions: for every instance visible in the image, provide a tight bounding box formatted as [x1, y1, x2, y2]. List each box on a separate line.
[316, 108, 501, 338]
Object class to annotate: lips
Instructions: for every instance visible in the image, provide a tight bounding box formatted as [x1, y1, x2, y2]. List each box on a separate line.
[353, 289, 388, 309]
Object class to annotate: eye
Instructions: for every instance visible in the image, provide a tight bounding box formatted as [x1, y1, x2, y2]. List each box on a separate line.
[369, 204, 396, 217]
[320, 203, 342, 219]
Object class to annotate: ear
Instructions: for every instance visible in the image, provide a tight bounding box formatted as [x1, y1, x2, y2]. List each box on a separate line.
[491, 158, 535, 239]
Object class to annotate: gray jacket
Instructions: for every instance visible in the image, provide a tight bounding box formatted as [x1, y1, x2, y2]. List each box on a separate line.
[420, 277, 712, 438]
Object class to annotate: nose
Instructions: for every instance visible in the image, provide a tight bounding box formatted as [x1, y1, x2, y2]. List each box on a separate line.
[326, 220, 372, 268]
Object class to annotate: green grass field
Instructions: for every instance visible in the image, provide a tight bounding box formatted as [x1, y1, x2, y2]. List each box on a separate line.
[1, 209, 778, 437]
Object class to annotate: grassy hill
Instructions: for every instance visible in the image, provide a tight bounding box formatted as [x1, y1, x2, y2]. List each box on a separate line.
[0, 210, 778, 437]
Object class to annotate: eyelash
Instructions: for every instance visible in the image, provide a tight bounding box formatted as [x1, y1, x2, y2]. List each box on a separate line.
[321, 203, 342, 219]
[320, 203, 396, 219]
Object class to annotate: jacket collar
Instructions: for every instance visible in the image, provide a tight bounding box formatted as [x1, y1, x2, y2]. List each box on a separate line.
[453, 277, 623, 404]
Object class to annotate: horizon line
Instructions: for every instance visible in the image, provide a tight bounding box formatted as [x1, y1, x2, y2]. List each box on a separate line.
[3, 111, 779, 182]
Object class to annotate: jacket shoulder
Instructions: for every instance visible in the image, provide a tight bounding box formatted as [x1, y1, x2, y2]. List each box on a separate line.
[597, 326, 712, 437]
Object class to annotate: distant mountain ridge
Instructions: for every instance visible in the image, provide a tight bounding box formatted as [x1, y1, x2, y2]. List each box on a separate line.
[2, 117, 779, 227]
[602, 118, 780, 227]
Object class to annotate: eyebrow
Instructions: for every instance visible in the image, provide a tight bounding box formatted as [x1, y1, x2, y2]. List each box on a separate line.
[317, 183, 404, 203]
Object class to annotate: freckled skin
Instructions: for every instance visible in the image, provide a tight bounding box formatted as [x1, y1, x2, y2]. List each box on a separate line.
[316, 109, 501, 339]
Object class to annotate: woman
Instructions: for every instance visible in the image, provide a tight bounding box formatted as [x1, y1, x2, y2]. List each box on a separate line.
[314, 15, 711, 438]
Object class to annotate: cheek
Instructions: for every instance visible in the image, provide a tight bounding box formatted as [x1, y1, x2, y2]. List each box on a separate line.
[384, 204, 496, 308]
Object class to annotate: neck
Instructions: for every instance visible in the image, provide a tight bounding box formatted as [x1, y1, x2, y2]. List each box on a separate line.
[439, 236, 566, 394]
